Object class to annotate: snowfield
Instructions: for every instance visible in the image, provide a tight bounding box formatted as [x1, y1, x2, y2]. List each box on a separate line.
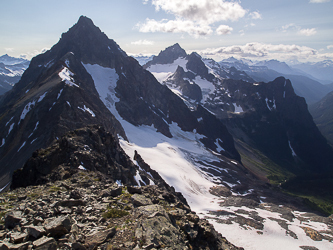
[84, 62, 333, 250]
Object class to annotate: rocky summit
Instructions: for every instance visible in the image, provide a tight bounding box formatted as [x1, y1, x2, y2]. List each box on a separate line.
[0, 125, 241, 250]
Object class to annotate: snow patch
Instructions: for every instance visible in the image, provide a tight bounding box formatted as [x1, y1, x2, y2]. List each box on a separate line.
[30, 138, 37, 144]
[38, 92, 48, 102]
[82, 63, 119, 117]
[19, 100, 36, 123]
[0, 139, 5, 147]
[288, 140, 297, 157]
[17, 141, 26, 152]
[5, 116, 14, 126]
[66, 101, 71, 107]
[57, 89, 63, 99]
[134, 171, 146, 187]
[215, 139, 225, 153]
[147, 57, 188, 83]
[233, 103, 243, 113]
[8, 123, 15, 135]
[58, 67, 79, 87]
[78, 105, 96, 117]
[78, 165, 86, 170]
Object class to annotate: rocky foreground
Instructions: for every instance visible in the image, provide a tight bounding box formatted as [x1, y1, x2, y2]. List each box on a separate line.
[0, 125, 242, 250]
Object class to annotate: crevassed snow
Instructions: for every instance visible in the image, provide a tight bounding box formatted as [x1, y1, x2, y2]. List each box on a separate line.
[81, 61, 333, 249]
[233, 103, 244, 113]
[147, 57, 188, 83]
[38, 92, 48, 102]
[17, 141, 26, 152]
[207, 205, 333, 250]
[58, 67, 79, 87]
[78, 105, 96, 117]
[19, 100, 36, 123]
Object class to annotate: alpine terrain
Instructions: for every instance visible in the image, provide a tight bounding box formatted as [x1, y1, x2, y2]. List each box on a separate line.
[0, 16, 332, 250]
[0, 54, 30, 95]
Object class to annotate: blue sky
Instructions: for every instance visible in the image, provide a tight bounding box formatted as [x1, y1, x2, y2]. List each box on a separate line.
[1, 0, 332, 62]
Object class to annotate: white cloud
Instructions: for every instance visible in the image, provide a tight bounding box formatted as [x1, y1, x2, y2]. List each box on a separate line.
[216, 25, 233, 35]
[196, 42, 333, 62]
[327, 45, 333, 49]
[281, 24, 317, 36]
[298, 28, 317, 36]
[281, 23, 297, 32]
[149, 0, 247, 23]
[19, 48, 49, 60]
[139, 0, 248, 37]
[5, 48, 14, 52]
[131, 39, 155, 45]
[249, 11, 262, 20]
[310, 0, 330, 3]
[138, 18, 213, 37]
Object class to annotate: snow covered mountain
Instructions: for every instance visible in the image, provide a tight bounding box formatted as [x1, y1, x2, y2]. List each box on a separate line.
[292, 60, 333, 84]
[144, 43, 333, 190]
[1, 16, 333, 250]
[218, 57, 333, 104]
[0, 54, 30, 95]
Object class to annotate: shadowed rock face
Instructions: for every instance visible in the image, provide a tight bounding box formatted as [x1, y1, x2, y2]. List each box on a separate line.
[11, 125, 137, 189]
[221, 77, 333, 173]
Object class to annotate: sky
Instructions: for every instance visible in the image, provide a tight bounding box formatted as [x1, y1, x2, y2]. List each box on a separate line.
[1, 0, 333, 63]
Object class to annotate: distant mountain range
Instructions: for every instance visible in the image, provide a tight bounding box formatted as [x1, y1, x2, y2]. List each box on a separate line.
[0, 54, 30, 95]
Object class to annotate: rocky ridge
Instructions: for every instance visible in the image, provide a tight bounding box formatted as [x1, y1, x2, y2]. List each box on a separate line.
[0, 125, 241, 250]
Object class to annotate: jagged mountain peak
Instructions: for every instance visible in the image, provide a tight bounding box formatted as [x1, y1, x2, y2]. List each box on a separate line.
[144, 43, 187, 67]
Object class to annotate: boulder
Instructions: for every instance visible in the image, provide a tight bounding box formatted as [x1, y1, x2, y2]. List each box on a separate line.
[33, 236, 57, 250]
[44, 215, 74, 237]
[84, 228, 116, 250]
[131, 194, 153, 207]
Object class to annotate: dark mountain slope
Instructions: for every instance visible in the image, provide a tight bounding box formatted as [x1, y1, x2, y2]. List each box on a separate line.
[309, 90, 333, 145]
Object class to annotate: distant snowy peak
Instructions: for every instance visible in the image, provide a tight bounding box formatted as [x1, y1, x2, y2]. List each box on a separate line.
[0, 54, 30, 94]
[131, 54, 154, 66]
[0, 54, 29, 66]
[144, 43, 187, 68]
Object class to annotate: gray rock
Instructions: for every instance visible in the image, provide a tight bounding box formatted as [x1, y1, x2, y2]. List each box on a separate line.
[9, 232, 28, 244]
[84, 228, 116, 250]
[24, 225, 46, 239]
[5, 212, 22, 229]
[0, 241, 31, 250]
[131, 194, 153, 207]
[33, 236, 57, 250]
[44, 215, 74, 237]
